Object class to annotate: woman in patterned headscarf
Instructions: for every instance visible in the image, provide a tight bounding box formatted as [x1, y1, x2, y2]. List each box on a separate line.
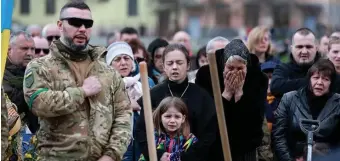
[197, 39, 269, 161]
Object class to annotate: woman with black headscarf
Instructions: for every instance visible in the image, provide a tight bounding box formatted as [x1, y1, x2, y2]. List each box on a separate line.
[197, 39, 268, 161]
[272, 59, 340, 161]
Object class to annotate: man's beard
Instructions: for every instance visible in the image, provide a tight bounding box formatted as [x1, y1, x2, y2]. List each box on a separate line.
[298, 59, 314, 67]
[64, 35, 89, 51]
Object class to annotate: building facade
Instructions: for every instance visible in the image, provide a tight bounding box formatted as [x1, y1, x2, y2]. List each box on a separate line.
[162, 0, 334, 38]
[12, 0, 157, 35]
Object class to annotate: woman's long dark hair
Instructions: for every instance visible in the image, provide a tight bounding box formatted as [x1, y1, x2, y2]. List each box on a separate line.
[195, 46, 207, 68]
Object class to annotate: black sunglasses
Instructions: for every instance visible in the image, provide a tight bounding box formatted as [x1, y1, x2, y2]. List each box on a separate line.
[60, 17, 93, 28]
[35, 48, 49, 54]
[46, 35, 60, 42]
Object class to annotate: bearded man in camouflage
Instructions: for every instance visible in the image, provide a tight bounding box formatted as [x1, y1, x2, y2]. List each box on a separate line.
[23, 1, 132, 161]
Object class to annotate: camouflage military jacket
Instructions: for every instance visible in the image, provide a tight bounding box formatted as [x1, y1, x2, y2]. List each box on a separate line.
[23, 42, 132, 161]
[1, 87, 9, 161]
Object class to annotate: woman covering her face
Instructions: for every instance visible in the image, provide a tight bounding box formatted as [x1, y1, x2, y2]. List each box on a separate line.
[272, 59, 340, 161]
[203, 39, 269, 161]
[195, 39, 269, 160]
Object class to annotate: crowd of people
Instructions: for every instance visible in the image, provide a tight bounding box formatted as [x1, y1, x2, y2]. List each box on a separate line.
[1, 1, 340, 161]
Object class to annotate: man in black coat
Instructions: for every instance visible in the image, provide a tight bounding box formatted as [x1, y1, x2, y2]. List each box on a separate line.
[3, 31, 39, 133]
[271, 28, 321, 99]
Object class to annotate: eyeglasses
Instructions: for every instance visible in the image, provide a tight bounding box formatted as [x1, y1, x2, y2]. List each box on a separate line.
[60, 17, 94, 28]
[35, 48, 49, 54]
[46, 35, 60, 42]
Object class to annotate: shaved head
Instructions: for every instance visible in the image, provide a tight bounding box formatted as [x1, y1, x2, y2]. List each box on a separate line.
[42, 24, 60, 38]
[26, 24, 42, 37]
[172, 31, 191, 52]
[33, 37, 49, 48]
[59, 1, 91, 19]
[173, 31, 190, 41]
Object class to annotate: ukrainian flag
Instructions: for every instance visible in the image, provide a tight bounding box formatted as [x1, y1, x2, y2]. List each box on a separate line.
[1, 0, 14, 83]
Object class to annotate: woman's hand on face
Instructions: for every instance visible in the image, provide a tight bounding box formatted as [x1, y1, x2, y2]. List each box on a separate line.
[232, 71, 240, 88]
[230, 70, 246, 102]
[232, 70, 245, 90]
[222, 71, 235, 100]
[223, 71, 236, 92]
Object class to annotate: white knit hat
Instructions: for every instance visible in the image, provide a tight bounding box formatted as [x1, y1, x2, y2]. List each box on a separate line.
[106, 41, 134, 66]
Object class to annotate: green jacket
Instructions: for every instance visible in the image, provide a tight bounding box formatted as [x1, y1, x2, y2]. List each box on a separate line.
[23, 42, 132, 161]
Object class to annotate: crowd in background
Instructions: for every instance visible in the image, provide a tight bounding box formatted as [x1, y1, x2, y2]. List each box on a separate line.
[1, 1, 340, 161]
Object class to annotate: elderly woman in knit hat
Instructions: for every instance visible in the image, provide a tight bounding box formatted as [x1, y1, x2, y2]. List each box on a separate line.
[206, 39, 269, 161]
[106, 41, 150, 161]
[106, 42, 154, 101]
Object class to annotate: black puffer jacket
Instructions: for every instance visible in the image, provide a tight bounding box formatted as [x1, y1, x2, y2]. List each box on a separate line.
[272, 88, 340, 161]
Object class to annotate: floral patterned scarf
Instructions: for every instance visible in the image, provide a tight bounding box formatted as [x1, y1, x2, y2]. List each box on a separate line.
[139, 131, 198, 161]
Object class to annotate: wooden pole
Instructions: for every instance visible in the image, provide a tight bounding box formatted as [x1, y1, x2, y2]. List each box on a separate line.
[207, 52, 232, 161]
[139, 62, 157, 161]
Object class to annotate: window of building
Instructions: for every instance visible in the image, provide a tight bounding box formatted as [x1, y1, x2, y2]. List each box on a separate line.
[245, 3, 260, 28]
[20, 0, 30, 14]
[215, 7, 230, 27]
[128, 0, 138, 16]
[273, 4, 289, 27]
[46, 0, 55, 15]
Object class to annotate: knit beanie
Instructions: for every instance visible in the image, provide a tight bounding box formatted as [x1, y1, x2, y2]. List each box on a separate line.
[106, 41, 134, 65]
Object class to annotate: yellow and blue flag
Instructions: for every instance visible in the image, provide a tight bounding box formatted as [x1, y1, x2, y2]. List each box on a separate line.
[1, 0, 14, 83]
